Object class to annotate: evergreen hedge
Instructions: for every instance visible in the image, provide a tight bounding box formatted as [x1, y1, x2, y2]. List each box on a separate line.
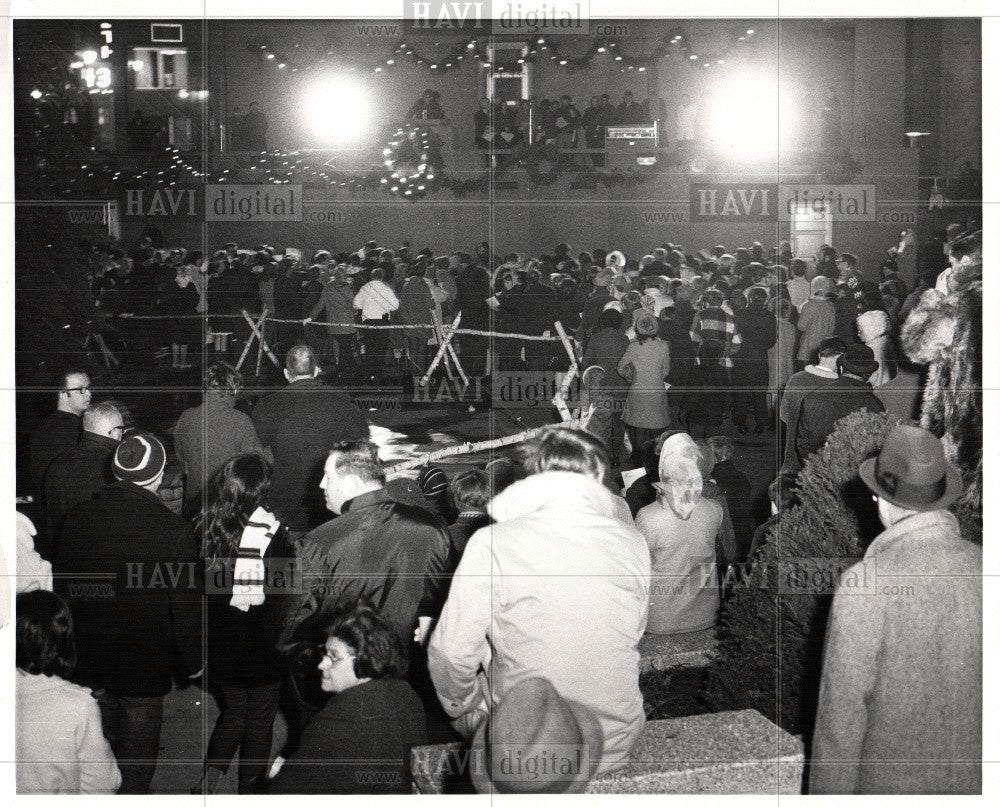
[701, 409, 902, 736]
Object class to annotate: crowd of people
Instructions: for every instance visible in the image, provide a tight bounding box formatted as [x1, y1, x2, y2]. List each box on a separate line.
[15, 219, 982, 795]
[473, 90, 653, 157]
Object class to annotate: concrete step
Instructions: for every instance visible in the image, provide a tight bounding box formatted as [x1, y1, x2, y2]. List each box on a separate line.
[412, 709, 803, 794]
[639, 626, 719, 673]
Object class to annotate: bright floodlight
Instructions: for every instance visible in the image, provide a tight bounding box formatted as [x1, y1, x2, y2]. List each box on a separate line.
[705, 74, 781, 158]
[302, 77, 370, 144]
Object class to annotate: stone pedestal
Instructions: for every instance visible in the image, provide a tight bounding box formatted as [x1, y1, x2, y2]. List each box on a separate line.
[411, 709, 803, 795]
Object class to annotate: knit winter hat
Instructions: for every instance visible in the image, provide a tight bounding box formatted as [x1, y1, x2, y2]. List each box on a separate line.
[417, 464, 450, 498]
[113, 432, 166, 486]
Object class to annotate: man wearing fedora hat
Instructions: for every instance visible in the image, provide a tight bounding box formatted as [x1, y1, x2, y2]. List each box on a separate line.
[470, 677, 604, 794]
[795, 343, 884, 465]
[810, 425, 981, 794]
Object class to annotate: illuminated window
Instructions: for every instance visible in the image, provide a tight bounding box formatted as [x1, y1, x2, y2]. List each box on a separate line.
[131, 47, 188, 90]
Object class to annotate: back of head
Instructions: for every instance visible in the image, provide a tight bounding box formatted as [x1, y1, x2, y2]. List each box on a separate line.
[82, 400, 124, 436]
[16, 589, 76, 678]
[817, 336, 847, 359]
[484, 458, 527, 496]
[113, 431, 167, 488]
[200, 452, 274, 562]
[451, 469, 490, 513]
[708, 435, 734, 463]
[205, 361, 242, 398]
[285, 343, 317, 379]
[521, 427, 609, 482]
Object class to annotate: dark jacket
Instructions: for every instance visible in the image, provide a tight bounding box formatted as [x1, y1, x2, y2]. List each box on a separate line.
[582, 328, 630, 388]
[680, 362, 732, 427]
[251, 378, 370, 532]
[454, 265, 491, 330]
[205, 526, 294, 688]
[796, 375, 885, 464]
[734, 304, 778, 382]
[833, 293, 861, 343]
[269, 678, 427, 794]
[42, 431, 119, 546]
[29, 410, 82, 497]
[580, 292, 614, 341]
[710, 460, 754, 565]
[53, 482, 203, 698]
[279, 485, 453, 659]
[448, 511, 491, 558]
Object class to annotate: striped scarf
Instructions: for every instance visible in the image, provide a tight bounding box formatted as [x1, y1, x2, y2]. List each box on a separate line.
[230, 506, 280, 612]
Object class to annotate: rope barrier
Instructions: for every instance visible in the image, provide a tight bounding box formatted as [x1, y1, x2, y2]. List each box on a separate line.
[117, 312, 564, 341]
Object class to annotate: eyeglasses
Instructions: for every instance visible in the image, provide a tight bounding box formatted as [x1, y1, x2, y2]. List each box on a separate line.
[107, 424, 125, 437]
[320, 647, 356, 667]
[63, 386, 91, 395]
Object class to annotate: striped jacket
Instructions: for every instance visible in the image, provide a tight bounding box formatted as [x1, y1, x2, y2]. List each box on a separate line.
[690, 306, 742, 368]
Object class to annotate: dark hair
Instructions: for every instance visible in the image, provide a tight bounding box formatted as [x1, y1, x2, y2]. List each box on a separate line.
[484, 458, 526, 496]
[285, 343, 317, 377]
[451, 469, 490, 512]
[57, 366, 88, 390]
[325, 600, 406, 679]
[521, 426, 609, 481]
[858, 290, 886, 314]
[197, 453, 273, 565]
[949, 232, 981, 261]
[817, 337, 848, 358]
[596, 308, 623, 331]
[328, 440, 386, 485]
[16, 590, 77, 678]
[790, 259, 807, 277]
[556, 278, 577, 300]
[370, 267, 385, 282]
[206, 361, 242, 397]
[768, 474, 797, 511]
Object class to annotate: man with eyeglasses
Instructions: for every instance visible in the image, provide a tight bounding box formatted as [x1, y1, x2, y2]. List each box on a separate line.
[43, 401, 125, 548]
[28, 369, 92, 557]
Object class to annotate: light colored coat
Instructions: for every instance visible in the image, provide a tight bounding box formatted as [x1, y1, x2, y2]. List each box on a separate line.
[428, 471, 651, 774]
[16, 670, 121, 794]
[810, 509, 982, 794]
[618, 337, 672, 429]
[635, 495, 722, 634]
